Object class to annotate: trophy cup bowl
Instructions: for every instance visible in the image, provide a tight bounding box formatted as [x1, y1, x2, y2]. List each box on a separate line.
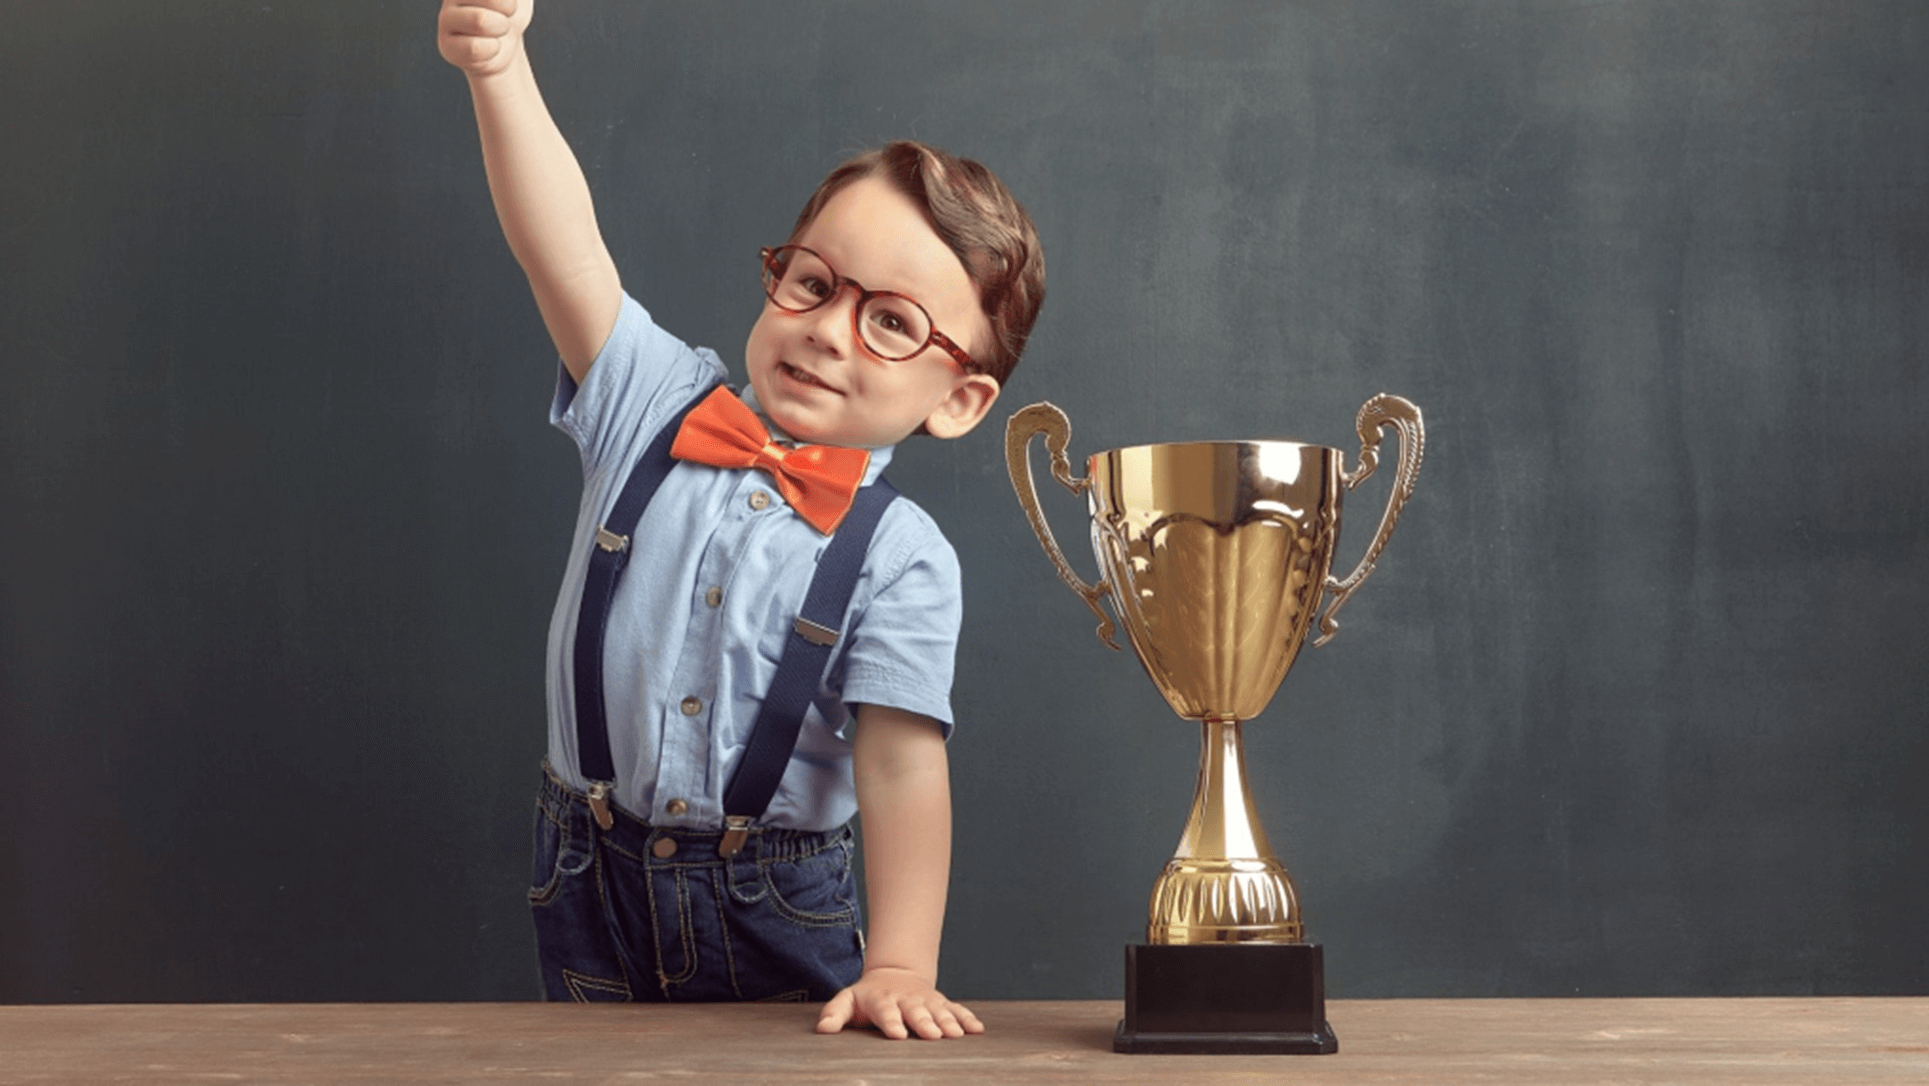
[1006, 394, 1424, 1054]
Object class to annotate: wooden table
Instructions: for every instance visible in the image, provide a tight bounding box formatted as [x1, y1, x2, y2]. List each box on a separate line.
[2, 998, 1924, 1083]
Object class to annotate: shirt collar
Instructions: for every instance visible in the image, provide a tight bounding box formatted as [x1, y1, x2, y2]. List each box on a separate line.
[738, 383, 896, 484]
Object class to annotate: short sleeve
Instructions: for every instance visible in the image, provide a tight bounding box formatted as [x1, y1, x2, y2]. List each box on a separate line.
[550, 293, 727, 477]
[836, 506, 961, 738]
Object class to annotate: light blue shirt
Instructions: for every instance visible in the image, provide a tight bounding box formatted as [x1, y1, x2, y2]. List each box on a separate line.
[544, 293, 960, 832]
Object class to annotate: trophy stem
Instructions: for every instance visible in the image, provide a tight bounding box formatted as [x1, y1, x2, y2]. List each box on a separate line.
[1147, 718, 1303, 944]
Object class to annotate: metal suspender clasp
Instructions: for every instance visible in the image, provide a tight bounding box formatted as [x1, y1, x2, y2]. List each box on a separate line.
[595, 527, 630, 554]
[792, 616, 839, 647]
[586, 781, 616, 830]
[718, 815, 752, 858]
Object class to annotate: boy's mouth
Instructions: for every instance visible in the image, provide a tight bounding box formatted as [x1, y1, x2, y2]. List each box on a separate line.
[778, 362, 840, 394]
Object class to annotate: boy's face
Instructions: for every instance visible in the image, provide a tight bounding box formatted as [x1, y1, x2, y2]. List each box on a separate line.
[744, 176, 1000, 448]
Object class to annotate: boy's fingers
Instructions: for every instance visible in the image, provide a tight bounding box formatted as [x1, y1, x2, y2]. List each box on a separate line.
[915, 999, 970, 1039]
[916, 1006, 955, 1040]
[870, 997, 909, 1040]
[443, 0, 518, 17]
[471, 9, 512, 37]
[821, 986, 981, 1041]
[815, 989, 856, 1034]
[441, 36, 499, 69]
[440, 6, 508, 39]
[437, 0, 532, 74]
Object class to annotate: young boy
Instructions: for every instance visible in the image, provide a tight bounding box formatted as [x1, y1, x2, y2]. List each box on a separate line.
[437, 0, 1044, 1041]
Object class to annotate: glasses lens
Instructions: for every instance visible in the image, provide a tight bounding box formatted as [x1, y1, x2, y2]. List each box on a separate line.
[761, 246, 937, 363]
[857, 295, 934, 361]
[765, 247, 836, 312]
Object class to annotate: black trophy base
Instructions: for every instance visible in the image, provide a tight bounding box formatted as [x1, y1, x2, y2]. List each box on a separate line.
[1114, 942, 1338, 1055]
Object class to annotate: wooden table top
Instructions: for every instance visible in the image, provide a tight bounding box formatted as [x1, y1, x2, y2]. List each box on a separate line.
[2, 997, 1924, 1084]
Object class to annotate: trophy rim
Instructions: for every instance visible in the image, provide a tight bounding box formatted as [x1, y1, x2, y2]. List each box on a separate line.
[1091, 438, 1340, 459]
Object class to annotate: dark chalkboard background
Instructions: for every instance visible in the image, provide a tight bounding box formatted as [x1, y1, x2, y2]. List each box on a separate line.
[4, 1, 1925, 1002]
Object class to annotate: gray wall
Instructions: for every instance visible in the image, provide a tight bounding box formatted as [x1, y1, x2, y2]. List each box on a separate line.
[3, 1, 1924, 1001]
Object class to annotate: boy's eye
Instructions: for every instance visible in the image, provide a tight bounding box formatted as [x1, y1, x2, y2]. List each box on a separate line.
[797, 274, 834, 299]
[862, 301, 931, 357]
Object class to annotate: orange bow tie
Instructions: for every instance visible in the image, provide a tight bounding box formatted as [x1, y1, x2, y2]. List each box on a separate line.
[670, 387, 871, 535]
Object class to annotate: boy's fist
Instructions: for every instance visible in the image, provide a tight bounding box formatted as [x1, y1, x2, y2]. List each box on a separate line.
[438, 0, 533, 78]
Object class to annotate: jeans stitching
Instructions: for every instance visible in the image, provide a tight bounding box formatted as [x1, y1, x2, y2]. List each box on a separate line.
[755, 988, 812, 1003]
[532, 768, 862, 1002]
[591, 838, 642, 998]
[760, 838, 857, 928]
[603, 837, 648, 864]
[710, 866, 744, 1002]
[527, 799, 567, 907]
[652, 864, 699, 990]
[562, 967, 631, 1002]
[641, 847, 665, 998]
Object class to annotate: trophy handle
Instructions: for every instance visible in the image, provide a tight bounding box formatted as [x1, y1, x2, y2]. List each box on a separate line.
[1005, 402, 1122, 650]
[1315, 393, 1426, 646]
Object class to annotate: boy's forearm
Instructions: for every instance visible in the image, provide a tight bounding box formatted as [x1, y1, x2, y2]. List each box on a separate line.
[465, 56, 619, 376]
[853, 706, 954, 983]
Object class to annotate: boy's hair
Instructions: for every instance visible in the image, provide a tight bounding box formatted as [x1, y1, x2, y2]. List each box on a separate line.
[788, 141, 1045, 386]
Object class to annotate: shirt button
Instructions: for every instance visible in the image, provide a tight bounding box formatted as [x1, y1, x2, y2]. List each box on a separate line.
[651, 837, 678, 859]
[680, 696, 703, 716]
[748, 490, 771, 511]
[704, 586, 723, 608]
[664, 798, 688, 817]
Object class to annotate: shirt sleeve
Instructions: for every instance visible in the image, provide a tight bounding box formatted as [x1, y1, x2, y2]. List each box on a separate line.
[835, 503, 962, 738]
[550, 292, 727, 476]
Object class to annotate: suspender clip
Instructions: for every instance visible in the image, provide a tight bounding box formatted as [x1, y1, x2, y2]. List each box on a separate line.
[595, 527, 631, 554]
[718, 815, 753, 858]
[586, 781, 616, 830]
[793, 616, 839, 647]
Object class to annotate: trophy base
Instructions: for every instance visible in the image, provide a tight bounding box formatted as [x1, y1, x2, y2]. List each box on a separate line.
[1113, 943, 1338, 1055]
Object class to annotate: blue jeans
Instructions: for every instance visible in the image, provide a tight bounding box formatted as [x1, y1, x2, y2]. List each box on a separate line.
[529, 764, 866, 1002]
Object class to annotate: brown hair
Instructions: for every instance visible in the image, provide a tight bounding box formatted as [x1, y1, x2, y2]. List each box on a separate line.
[788, 141, 1045, 385]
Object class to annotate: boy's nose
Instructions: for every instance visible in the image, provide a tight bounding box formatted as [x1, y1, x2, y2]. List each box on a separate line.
[803, 291, 861, 358]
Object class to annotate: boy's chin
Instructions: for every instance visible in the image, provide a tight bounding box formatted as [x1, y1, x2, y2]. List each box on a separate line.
[778, 414, 902, 450]
[789, 425, 874, 450]
[764, 407, 851, 447]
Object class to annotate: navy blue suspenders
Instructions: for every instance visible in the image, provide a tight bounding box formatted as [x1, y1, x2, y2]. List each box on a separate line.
[717, 479, 898, 856]
[571, 381, 899, 857]
[570, 384, 716, 796]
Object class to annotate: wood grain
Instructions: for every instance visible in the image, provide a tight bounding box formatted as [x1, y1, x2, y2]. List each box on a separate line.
[2, 998, 1924, 1084]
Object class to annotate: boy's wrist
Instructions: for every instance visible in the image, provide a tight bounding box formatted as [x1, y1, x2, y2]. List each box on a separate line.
[465, 53, 529, 89]
[859, 963, 937, 986]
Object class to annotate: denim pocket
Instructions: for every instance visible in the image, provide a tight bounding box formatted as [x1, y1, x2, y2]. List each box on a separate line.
[529, 797, 593, 907]
[760, 838, 858, 927]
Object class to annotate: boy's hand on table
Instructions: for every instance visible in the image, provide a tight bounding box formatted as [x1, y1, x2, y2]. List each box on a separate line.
[816, 966, 985, 1040]
[437, 0, 533, 78]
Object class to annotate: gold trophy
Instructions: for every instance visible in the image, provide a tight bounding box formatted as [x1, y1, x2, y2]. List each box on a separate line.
[1006, 395, 1424, 1054]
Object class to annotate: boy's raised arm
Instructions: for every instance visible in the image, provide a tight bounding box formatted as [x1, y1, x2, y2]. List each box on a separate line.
[439, 0, 619, 382]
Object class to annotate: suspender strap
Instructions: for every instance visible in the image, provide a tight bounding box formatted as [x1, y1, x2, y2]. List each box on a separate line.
[571, 379, 900, 845]
[572, 380, 721, 808]
[718, 479, 900, 857]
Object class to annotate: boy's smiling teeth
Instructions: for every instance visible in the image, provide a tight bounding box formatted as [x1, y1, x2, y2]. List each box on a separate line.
[781, 362, 837, 391]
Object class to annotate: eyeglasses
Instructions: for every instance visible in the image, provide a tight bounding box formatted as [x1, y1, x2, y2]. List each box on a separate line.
[760, 245, 977, 373]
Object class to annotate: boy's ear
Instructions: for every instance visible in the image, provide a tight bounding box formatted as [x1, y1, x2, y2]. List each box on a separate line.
[923, 373, 1002, 440]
